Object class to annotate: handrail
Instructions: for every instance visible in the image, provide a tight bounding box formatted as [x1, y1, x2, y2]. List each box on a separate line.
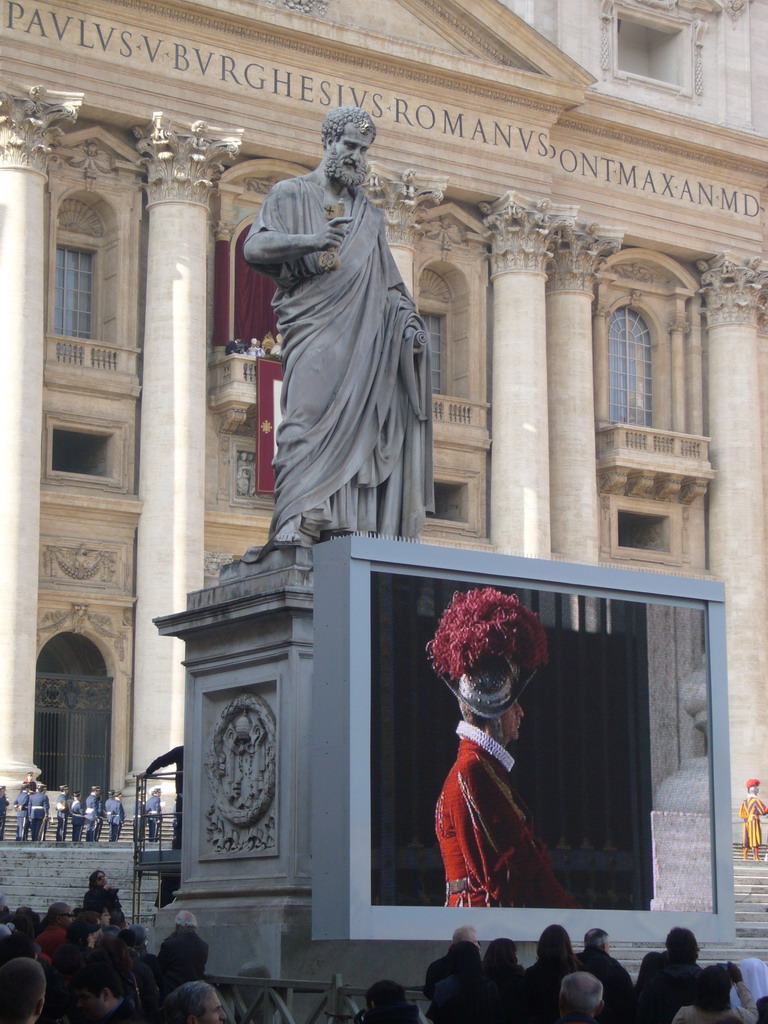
[207, 975, 429, 1024]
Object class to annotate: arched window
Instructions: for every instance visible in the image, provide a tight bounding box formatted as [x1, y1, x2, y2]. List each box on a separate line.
[608, 308, 652, 425]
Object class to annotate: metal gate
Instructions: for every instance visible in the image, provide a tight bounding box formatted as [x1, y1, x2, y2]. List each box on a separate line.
[34, 674, 112, 795]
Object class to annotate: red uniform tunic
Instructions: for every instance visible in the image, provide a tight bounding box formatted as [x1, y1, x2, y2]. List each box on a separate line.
[435, 737, 578, 908]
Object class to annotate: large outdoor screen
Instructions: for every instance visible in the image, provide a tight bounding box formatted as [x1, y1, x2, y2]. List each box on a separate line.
[312, 537, 733, 942]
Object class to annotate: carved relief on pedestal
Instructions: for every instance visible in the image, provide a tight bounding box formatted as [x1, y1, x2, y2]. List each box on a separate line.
[365, 164, 445, 248]
[204, 551, 237, 580]
[204, 692, 277, 855]
[0, 86, 81, 173]
[134, 112, 242, 207]
[480, 191, 576, 275]
[698, 252, 768, 327]
[546, 224, 622, 293]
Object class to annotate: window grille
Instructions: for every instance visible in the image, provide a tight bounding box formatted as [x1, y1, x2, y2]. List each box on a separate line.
[608, 308, 652, 426]
[54, 248, 93, 339]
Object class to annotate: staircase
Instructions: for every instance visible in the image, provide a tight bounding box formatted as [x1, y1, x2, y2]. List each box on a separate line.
[0, 844, 157, 920]
[610, 847, 768, 976]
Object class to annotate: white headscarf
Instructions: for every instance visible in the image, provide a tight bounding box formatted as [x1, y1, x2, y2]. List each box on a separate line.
[730, 958, 768, 1008]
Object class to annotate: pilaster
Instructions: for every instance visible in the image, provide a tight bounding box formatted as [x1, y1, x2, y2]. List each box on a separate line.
[131, 113, 241, 774]
[0, 85, 81, 786]
[480, 192, 575, 556]
[699, 252, 768, 804]
[546, 226, 622, 563]
[365, 164, 445, 294]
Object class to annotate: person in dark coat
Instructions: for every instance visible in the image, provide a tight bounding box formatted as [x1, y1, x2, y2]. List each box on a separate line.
[427, 941, 503, 1024]
[356, 981, 420, 1024]
[0, 786, 8, 840]
[577, 929, 635, 1024]
[525, 925, 582, 1024]
[423, 925, 479, 999]
[83, 871, 122, 918]
[483, 938, 526, 1024]
[637, 927, 702, 1024]
[14, 784, 30, 842]
[72, 962, 139, 1023]
[70, 792, 86, 843]
[157, 912, 208, 1000]
[84, 788, 103, 844]
[27, 785, 50, 842]
[55, 786, 71, 843]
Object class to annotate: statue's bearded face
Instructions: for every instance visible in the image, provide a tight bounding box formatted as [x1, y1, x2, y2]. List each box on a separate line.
[324, 123, 370, 187]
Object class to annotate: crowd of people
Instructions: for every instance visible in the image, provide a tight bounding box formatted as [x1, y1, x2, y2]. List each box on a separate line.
[0, 876, 210, 1024]
[3, 890, 768, 1024]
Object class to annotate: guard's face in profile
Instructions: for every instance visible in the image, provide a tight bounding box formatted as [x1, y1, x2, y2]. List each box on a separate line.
[500, 701, 524, 746]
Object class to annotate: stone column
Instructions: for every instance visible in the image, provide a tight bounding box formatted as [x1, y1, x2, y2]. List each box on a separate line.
[699, 253, 768, 804]
[481, 192, 575, 556]
[546, 226, 621, 563]
[0, 86, 80, 787]
[132, 114, 240, 774]
[366, 164, 445, 294]
[668, 310, 688, 434]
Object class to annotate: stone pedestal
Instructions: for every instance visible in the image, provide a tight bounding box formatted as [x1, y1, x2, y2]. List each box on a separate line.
[154, 546, 446, 982]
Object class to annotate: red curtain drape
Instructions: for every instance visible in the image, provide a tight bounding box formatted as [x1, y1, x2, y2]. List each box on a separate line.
[233, 227, 278, 344]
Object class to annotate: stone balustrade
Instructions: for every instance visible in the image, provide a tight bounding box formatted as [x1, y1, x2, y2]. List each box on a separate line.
[596, 423, 713, 503]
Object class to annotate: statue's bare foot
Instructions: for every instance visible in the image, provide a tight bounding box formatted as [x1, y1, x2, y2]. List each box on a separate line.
[274, 516, 302, 546]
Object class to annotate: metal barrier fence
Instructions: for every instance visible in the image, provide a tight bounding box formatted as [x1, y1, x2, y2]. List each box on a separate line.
[210, 974, 429, 1024]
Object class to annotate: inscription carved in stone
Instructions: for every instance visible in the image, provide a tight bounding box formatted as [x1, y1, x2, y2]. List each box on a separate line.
[204, 692, 277, 855]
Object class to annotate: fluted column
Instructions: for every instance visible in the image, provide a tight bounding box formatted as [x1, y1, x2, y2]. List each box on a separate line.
[481, 192, 575, 556]
[546, 226, 621, 563]
[366, 164, 444, 294]
[0, 86, 80, 787]
[699, 253, 768, 803]
[132, 114, 240, 773]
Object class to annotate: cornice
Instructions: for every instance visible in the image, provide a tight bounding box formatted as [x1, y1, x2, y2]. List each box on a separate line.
[101, 0, 584, 115]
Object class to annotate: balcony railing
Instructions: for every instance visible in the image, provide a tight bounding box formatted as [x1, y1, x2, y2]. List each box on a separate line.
[596, 423, 713, 504]
[46, 336, 139, 378]
[432, 394, 488, 432]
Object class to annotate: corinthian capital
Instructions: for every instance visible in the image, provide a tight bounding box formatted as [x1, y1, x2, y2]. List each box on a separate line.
[480, 191, 577, 275]
[697, 252, 768, 328]
[546, 223, 623, 293]
[135, 112, 242, 207]
[0, 85, 81, 173]
[365, 164, 446, 247]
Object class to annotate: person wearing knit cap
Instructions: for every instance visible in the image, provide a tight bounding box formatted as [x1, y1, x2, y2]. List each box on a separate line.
[428, 586, 578, 909]
[739, 779, 768, 860]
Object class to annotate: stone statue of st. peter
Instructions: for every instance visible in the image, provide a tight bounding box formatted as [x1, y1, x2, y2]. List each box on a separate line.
[244, 106, 433, 554]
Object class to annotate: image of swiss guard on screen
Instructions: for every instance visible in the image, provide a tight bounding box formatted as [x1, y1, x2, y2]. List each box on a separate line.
[428, 586, 579, 909]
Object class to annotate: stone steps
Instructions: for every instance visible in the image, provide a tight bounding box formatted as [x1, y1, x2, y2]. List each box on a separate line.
[0, 844, 156, 921]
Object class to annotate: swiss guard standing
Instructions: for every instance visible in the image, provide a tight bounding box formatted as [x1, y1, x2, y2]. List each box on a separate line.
[740, 778, 768, 860]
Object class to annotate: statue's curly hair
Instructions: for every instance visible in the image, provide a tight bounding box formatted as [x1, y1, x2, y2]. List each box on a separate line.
[321, 106, 377, 148]
[427, 586, 548, 682]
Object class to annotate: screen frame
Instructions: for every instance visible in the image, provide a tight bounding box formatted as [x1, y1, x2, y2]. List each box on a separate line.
[312, 536, 733, 942]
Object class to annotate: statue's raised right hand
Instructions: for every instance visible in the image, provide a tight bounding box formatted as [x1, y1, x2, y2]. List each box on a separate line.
[315, 216, 353, 250]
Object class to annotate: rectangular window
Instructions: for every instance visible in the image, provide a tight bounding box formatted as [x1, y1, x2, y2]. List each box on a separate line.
[51, 429, 109, 477]
[433, 482, 467, 522]
[617, 18, 680, 86]
[618, 511, 670, 552]
[54, 248, 93, 339]
[423, 313, 444, 394]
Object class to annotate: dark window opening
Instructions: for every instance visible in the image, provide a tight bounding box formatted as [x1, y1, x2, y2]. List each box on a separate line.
[52, 430, 110, 477]
[433, 482, 467, 522]
[618, 511, 669, 552]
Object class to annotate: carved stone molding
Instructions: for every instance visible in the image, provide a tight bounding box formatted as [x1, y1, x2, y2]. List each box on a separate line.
[135, 112, 242, 207]
[723, 0, 749, 20]
[58, 199, 103, 237]
[67, 140, 115, 190]
[546, 224, 622, 293]
[244, 177, 277, 195]
[43, 545, 118, 583]
[679, 479, 708, 504]
[420, 216, 468, 255]
[0, 86, 81, 173]
[666, 315, 689, 335]
[280, 0, 329, 14]
[626, 471, 657, 498]
[654, 475, 683, 502]
[698, 252, 768, 327]
[204, 550, 236, 578]
[204, 691, 277, 855]
[217, 409, 248, 435]
[38, 603, 127, 660]
[365, 165, 445, 248]
[598, 469, 628, 494]
[480, 192, 576, 275]
[419, 269, 452, 304]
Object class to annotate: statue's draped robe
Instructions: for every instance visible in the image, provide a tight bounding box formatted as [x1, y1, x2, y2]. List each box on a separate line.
[245, 176, 433, 550]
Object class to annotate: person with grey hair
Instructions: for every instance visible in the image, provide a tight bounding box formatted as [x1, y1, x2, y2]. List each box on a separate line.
[423, 925, 480, 999]
[557, 972, 604, 1023]
[157, 912, 208, 1000]
[243, 105, 433, 557]
[577, 928, 635, 1024]
[163, 981, 225, 1024]
[0, 957, 46, 1024]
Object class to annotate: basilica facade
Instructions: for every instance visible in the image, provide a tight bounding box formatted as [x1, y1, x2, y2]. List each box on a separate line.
[0, 0, 766, 812]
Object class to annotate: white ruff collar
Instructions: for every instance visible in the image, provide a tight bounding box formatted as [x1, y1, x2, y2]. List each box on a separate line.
[456, 721, 515, 772]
